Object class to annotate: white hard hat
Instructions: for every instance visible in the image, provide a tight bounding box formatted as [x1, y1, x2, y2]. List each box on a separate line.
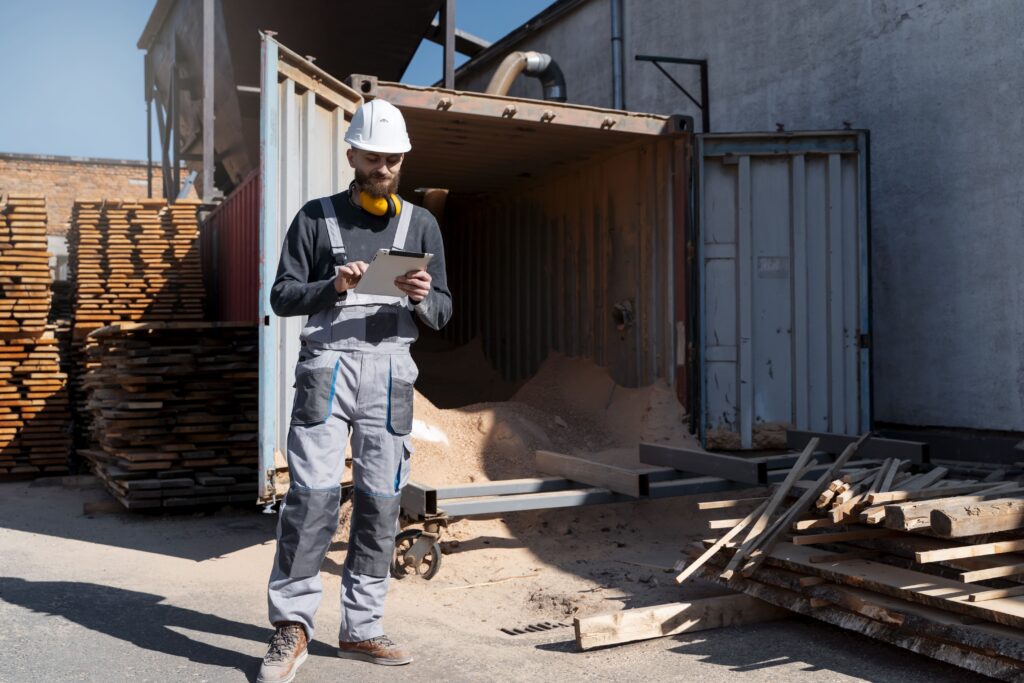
[345, 99, 412, 154]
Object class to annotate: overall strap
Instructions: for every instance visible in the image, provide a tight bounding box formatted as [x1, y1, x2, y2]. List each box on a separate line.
[320, 197, 347, 266]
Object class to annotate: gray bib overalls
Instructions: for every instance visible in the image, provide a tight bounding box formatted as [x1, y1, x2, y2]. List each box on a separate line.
[267, 196, 419, 643]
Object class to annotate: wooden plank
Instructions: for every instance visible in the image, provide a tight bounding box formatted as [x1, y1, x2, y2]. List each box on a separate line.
[534, 450, 644, 498]
[675, 498, 770, 584]
[573, 594, 788, 651]
[960, 563, 1024, 583]
[697, 496, 767, 511]
[638, 442, 767, 484]
[930, 498, 1024, 538]
[792, 528, 896, 545]
[967, 586, 1024, 603]
[916, 539, 1024, 564]
[734, 433, 869, 578]
[765, 542, 1024, 630]
[691, 563, 1024, 681]
[867, 482, 1021, 505]
[719, 438, 821, 577]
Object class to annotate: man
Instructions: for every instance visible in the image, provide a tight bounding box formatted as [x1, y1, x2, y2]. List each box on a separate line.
[258, 98, 451, 683]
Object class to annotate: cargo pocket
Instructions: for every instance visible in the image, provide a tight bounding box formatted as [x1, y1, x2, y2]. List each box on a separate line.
[386, 356, 415, 436]
[291, 359, 339, 426]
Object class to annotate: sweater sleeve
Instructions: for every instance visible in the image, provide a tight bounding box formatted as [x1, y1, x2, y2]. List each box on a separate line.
[413, 210, 453, 331]
[269, 204, 340, 317]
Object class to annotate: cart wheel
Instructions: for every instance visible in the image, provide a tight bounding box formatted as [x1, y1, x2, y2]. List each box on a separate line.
[391, 529, 442, 580]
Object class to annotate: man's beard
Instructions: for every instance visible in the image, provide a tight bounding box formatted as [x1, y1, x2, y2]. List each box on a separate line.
[355, 168, 401, 198]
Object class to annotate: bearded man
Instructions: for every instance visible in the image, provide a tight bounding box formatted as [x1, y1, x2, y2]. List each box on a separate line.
[258, 98, 451, 683]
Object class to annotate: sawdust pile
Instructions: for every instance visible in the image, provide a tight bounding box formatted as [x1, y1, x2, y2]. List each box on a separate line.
[407, 345, 697, 487]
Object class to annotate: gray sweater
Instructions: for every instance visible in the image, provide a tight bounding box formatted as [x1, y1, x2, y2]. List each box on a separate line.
[270, 190, 452, 331]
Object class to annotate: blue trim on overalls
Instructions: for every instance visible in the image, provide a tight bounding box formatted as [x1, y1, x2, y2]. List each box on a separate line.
[316, 358, 341, 425]
[386, 359, 403, 493]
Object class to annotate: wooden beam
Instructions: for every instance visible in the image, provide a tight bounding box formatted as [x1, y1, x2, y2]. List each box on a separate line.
[930, 498, 1024, 538]
[697, 496, 767, 510]
[573, 594, 787, 651]
[639, 442, 767, 484]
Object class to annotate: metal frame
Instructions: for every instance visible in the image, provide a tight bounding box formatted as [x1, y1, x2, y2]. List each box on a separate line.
[352, 75, 689, 138]
[786, 430, 929, 464]
[635, 54, 710, 133]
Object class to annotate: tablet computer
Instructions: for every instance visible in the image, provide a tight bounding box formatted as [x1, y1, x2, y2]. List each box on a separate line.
[351, 248, 434, 298]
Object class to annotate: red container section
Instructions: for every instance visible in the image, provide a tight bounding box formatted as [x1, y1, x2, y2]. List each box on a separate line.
[201, 170, 260, 322]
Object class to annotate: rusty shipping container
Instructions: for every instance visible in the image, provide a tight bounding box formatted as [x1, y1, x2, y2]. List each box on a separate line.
[201, 169, 260, 322]
[247, 36, 692, 501]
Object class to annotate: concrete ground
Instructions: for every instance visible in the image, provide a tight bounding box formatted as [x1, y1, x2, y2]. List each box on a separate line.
[0, 478, 991, 683]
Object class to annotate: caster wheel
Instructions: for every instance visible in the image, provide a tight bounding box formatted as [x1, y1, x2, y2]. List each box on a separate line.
[391, 529, 442, 580]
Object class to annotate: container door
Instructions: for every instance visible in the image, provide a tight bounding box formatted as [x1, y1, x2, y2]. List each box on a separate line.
[258, 35, 363, 502]
[697, 132, 871, 449]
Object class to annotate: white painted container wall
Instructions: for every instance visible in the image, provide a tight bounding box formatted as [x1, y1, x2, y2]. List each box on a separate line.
[698, 132, 870, 449]
[258, 35, 361, 500]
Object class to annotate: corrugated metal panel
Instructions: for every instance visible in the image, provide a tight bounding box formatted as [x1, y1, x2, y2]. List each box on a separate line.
[201, 169, 260, 322]
[697, 132, 871, 449]
[258, 36, 362, 500]
[442, 137, 682, 388]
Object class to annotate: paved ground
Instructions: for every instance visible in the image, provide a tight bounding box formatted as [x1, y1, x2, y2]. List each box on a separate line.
[0, 478, 989, 683]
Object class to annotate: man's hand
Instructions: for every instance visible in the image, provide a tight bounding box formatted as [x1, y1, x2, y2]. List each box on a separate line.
[395, 269, 432, 302]
[334, 261, 368, 293]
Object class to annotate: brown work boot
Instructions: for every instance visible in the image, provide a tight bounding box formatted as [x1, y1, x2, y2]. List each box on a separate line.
[257, 622, 309, 683]
[337, 635, 413, 666]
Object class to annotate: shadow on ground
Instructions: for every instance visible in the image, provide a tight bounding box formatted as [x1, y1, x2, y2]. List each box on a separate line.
[0, 577, 337, 681]
[0, 480, 276, 561]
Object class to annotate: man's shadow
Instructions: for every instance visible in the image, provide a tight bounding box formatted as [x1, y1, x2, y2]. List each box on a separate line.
[0, 577, 335, 680]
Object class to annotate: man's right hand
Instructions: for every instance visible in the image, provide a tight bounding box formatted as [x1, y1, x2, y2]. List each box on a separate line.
[334, 261, 368, 293]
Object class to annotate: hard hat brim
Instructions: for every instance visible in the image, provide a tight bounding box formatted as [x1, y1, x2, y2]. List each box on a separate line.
[346, 139, 412, 154]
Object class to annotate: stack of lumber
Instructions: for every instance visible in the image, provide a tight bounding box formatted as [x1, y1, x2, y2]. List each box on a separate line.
[68, 198, 204, 330]
[677, 435, 1024, 680]
[79, 322, 258, 509]
[0, 194, 72, 478]
[0, 194, 51, 335]
[67, 199, 205, 451]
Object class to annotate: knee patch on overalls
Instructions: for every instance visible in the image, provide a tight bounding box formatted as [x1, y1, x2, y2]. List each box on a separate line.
[345, 489, 402, 577]
[277, 485, 342, 578]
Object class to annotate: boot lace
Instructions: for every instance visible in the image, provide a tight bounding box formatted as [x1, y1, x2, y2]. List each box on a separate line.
[265, 625, 302, 664]
[366, 635, 397, 649]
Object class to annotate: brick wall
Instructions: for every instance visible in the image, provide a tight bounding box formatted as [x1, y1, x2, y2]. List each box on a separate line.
[0, 152, 197, 236]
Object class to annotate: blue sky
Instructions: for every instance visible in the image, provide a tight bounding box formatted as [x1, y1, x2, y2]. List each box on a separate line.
[0, 0, 553, 161]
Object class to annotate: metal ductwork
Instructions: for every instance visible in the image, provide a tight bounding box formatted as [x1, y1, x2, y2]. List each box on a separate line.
[485, 51, 567, 102]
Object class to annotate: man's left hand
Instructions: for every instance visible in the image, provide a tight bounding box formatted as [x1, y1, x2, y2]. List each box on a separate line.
[395, 269, 431, 302]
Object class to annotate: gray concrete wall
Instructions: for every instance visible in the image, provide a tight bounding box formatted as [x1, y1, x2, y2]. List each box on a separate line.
[455, 0, 1024, 433]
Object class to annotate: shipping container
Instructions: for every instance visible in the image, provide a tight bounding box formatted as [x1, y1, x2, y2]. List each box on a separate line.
[697, 133, 871, 449]
[200, 169, 260, 322]
[241, 34, 871, 502]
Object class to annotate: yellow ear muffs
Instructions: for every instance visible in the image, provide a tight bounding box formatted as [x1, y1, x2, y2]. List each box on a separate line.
[358, 190, 401, 218]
